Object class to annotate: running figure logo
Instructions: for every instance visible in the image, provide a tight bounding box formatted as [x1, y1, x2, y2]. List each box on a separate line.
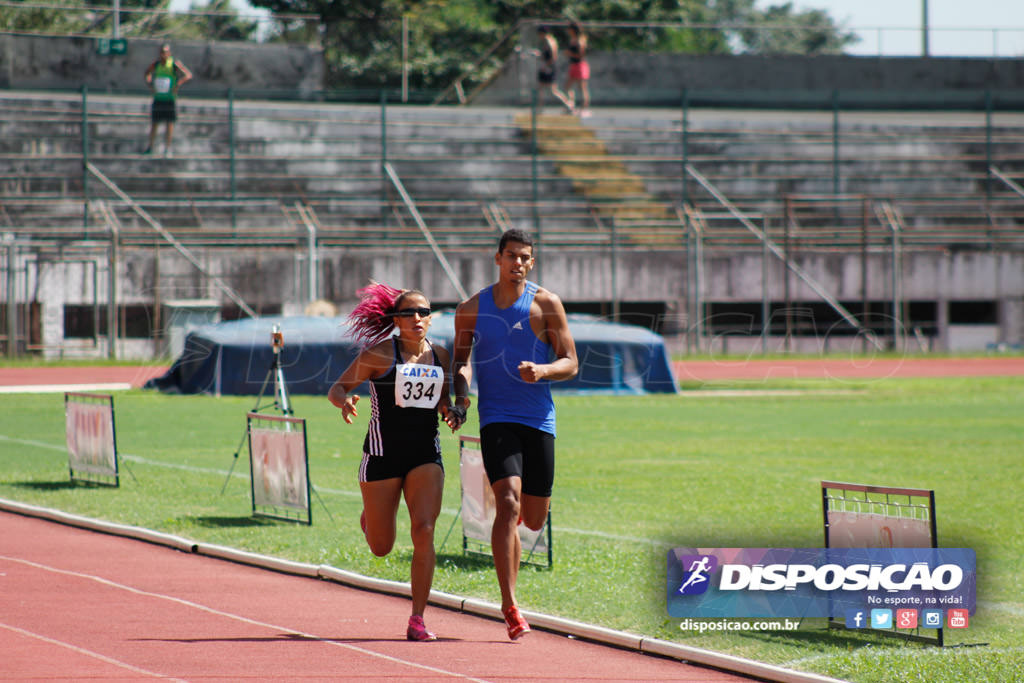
[676, 554, 717, 595]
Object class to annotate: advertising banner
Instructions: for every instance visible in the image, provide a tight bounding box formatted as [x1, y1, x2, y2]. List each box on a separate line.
[667, 547, 975, 620]
[248, 413, 310, 523]
[65, 393, 118, 484]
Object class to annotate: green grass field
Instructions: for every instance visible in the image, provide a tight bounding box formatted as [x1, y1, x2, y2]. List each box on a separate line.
[1, 374, 1022, 682]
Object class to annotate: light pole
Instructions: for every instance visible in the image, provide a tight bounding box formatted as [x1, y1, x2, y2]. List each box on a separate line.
[921, 0, 929, 56]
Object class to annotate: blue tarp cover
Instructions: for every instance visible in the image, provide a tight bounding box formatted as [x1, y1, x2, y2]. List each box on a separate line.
[145, 313, 678, 396]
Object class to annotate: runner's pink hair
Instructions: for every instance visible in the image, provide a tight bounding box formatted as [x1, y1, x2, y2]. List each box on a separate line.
[345, 281, 403, 348]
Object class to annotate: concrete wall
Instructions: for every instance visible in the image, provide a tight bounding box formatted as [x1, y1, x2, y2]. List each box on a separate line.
[12, 242, 1023, 359]
[476, 51, 1024, 107]
[4, 34, 1020, 107]
[704, 250, 1024, 303]
[0, 35, 323, 96]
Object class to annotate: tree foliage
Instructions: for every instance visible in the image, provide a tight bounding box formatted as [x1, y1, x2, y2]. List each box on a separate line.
[182, 0, 261, 41]
[249, 0, 855, 90]
[3, 0, 856, 90]
[0, 0, 260, 41]
[736, 2, 856, 54]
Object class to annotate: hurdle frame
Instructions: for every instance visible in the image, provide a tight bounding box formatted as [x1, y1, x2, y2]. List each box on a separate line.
[821, 480, 942, 646]
[247, 412, 312, 525]
[65, 391, 119, 487]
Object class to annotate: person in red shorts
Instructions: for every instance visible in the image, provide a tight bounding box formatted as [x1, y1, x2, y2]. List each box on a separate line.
[564, 21, 591, 117]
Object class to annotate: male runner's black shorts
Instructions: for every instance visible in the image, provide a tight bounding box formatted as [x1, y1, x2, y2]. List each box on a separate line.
[480, 422, 555, 497]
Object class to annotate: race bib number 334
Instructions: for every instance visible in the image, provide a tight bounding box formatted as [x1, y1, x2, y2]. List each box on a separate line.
[395, 363, 443, 409]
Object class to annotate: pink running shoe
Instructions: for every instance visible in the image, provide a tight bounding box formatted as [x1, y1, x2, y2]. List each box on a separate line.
[406, 615, 437, 642]
[503, 605, 530, 640]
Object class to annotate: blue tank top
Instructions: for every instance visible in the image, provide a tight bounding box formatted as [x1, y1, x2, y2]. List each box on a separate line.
[473, 281, 556, 435]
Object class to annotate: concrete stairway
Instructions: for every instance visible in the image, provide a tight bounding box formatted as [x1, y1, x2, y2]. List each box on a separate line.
[514, 112, 671, 233]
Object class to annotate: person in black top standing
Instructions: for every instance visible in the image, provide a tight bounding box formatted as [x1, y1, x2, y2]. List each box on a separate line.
[328, 283, 463, 642]
[533, 26, 573, 113]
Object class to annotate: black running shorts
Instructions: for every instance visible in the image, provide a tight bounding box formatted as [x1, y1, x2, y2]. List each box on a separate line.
[359, 441, 443, 483]
[480, 422, 555, 497]
[151, 99, 177, 123]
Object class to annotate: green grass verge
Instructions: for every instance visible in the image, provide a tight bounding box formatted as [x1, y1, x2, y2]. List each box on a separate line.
[1, 375, 1022, 682]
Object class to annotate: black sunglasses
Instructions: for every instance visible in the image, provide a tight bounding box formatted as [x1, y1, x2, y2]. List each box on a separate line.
[393, 307, 431, 318]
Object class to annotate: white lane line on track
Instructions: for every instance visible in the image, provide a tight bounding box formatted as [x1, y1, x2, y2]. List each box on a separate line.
[0, 621, 187, 681]
[0, 383, 132, 394]
[0, 434, 360, 493]
[0, 434, 67, 452]
[0, 554, 492, 683]
[1, 433, 672, 546]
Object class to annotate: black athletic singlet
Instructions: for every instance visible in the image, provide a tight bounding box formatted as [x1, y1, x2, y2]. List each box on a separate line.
[362, 337, 442, 458]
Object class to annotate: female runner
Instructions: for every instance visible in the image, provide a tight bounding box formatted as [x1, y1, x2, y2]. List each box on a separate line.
[328, 283, 465, 641]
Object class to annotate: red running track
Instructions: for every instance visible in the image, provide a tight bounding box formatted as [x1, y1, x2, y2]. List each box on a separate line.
[3, 359, 1014, 681]
[0, 357, 1022, 391]
[0, 365, 168, 389]
[673, 356, 1024, 382]
[0, 511, 749, 682]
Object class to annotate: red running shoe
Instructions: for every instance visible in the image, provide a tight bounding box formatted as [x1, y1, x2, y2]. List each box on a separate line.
[406, 615, 437, 642]
[503, 605, 530, 640]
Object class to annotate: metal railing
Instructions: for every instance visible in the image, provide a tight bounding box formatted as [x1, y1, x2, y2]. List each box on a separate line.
[1, 87, 1022, 253]
[88, 162, 258, 319]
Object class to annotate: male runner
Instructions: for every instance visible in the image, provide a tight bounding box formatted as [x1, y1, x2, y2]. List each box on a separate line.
[450, 229, 578, 640]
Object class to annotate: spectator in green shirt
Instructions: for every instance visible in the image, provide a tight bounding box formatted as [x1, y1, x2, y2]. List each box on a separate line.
[143, 44, 192, 157]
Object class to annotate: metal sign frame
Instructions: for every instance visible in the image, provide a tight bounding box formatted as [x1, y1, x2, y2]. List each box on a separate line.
[821, 480, 942, 646]
[65, 392, 119, 487]
[247, 412, 311, 525]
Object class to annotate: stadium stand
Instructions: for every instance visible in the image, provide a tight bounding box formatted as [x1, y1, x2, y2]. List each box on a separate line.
[2, 87, 1022, 357]
[3, 90, 1023, 252]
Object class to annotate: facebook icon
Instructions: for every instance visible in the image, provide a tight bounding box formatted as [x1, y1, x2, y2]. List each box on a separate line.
[845, 609, 867, 629]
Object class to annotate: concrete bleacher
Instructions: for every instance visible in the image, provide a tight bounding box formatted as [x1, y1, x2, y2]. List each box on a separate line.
[634, 108, 1024, 249]
[2, 90, 1024, 252]
[591, 108, 1021, 198]
[0, 93, 513, 244]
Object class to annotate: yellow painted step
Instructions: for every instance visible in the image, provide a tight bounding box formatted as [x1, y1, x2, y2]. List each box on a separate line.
[515, 111, 672, 236]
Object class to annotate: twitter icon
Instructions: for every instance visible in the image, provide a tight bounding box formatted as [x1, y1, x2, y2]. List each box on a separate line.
[871, 609, 893, 629]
